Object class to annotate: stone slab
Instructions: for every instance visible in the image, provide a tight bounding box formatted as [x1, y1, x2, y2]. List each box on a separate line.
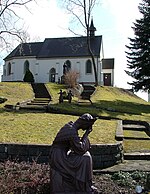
[94, 160, 150, 174]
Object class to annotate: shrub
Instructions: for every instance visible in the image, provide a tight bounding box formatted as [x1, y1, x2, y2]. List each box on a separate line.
[23, 70, 35, 83]
[64, 70, 79, 88]
[0, 160, 50, 194]
[111, 171, 148, 188]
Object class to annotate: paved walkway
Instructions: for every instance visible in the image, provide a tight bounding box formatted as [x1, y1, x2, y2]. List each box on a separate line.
[94, 160, 150, 174]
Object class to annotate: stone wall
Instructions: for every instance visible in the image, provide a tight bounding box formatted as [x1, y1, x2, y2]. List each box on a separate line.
[0, 142, 123, 169]
[91, 143, 123, 169]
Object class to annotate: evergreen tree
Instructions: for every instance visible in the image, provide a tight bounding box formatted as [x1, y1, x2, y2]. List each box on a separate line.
[23, 69, 35, 83]
[125, 0, 150, 92]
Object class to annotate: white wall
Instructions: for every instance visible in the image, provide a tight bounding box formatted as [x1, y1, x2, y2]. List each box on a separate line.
[2, 57, 37, 82]
[2, 56, 103, 84]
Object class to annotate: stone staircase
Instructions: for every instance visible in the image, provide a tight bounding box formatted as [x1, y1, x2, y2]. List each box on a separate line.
[80, 85, 96, 104]
[31, 83, 51, 99]
[20, 83, 51, 111]
[116, 120, 150, 160]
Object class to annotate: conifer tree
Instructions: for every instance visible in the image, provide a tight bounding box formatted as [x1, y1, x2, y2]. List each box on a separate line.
[23, 69, 34, 83]
[125, 0, 150, 92]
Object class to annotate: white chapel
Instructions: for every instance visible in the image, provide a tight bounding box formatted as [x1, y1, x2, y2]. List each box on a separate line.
[2, 20, 114, 86]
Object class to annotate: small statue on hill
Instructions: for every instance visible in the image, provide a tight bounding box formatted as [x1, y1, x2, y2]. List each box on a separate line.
[58, 89, 63, 103]
[67, 90, 74, 103]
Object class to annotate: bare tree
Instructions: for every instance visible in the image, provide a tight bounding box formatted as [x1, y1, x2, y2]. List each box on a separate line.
[64, 70, 79, 88]
[61, 0, 100, 86]
[0, 0, 35, 51]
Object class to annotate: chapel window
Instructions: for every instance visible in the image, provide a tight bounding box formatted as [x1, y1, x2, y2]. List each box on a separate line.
[7, 62, 11, 75]
[86, 60, 92, 74]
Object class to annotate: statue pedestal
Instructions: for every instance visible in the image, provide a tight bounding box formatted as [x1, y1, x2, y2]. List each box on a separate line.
[50, 168, 96, 194]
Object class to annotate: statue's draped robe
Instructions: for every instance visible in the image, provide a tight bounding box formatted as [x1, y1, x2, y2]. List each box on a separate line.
[50, 121, 93, 194]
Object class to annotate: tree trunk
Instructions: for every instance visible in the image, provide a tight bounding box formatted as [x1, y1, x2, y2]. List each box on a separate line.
[87, 33, 98, 86]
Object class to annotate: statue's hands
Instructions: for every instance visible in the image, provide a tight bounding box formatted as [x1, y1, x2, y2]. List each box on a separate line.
[81, 126, 92, 141]
[86, 127, 93, 134]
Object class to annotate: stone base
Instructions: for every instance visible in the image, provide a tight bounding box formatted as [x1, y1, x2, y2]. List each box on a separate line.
[50, 168, 98, 194]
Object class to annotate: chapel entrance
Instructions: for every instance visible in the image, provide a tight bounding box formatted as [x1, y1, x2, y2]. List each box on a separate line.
[103, 73, 111, 86]
[49, 68, 56, 82]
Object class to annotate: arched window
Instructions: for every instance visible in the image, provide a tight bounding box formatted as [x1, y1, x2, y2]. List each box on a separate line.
[7, 62, 11, 75]
[66, 60, 71, 71]
[24, 60, 30, 74]
[49, 68, 56, 82]
[86, 60, 92, 74]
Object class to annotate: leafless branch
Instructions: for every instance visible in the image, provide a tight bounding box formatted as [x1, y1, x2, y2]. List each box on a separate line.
[0, 0, 36, 49]
[68, 27, 83, 36]
[60, 0, 100, 86]
[0, 30, 23, 41]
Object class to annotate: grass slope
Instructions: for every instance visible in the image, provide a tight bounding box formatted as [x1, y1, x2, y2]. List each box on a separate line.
[0, 82, 150, 152]
[0, 112, 117, 144]
[46, 83, 150, 121]
[0, 82, 33, 109]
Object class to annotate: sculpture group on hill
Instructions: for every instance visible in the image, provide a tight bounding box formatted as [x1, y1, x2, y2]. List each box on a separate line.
[58, 89, 74, 104]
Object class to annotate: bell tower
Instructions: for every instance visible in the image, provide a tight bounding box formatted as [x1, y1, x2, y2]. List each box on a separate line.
[89, 18, 96, 37]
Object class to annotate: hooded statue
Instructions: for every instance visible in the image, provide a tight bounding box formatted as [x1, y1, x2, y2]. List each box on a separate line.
[50, 113, 98, 194]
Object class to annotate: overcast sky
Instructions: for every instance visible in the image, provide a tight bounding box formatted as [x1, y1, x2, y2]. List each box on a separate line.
[1, 0, 147, 100]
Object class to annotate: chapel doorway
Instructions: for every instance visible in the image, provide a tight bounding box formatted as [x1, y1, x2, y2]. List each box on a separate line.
[49, 68, 56, 82]
[103, 73, 111, 86]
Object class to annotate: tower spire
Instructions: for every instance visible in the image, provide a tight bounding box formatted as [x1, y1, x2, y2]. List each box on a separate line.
[89, 17, 96, 37]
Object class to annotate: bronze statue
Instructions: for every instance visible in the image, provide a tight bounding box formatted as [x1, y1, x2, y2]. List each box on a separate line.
[67, 90, 74, 103]
[63, 63, 67, 75]
[50, 113, 98, 194]
[58, 89, 63, 103]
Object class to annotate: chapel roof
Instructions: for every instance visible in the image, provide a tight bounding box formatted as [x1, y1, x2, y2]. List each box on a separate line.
[4, 36, 102, 60]
[5, 42, 43, 60]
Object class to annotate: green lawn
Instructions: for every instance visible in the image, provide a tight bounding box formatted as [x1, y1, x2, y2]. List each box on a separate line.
[46, 83, 150, 121]
[123, 128, 150, 153]
[123, 139, 150, 153]
[0, 82, 33, 110]
[0, 82, 150, 152]
[0, 112, 117, 144]
[124, 129, 149, 139]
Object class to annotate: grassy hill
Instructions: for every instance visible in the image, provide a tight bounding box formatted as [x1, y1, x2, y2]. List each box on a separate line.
[0, 82, 33, 109]
[46, 83, 150, 121]
[0, 82, 150, 149]
[1, 82, 149, 121]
